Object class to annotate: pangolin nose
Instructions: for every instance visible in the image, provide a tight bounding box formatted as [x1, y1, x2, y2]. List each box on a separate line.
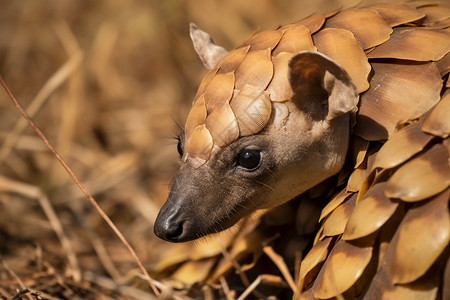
[154, 214, 185, 242]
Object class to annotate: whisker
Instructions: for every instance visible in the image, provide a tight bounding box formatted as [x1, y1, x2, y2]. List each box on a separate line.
[252, 179, 276, 192]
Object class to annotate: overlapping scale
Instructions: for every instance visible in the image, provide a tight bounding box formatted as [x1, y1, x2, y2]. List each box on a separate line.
[343, 183, 399, 240]
[239, 30, 283, 51]
[185, 94, 207, 138]
[266, 52, 294, 102]
[347, 147, 377, 193]
[325, 8, 393, 50]
[297, 14, 326, 34]
[319, 189, 354, 222]
[426, 16, 450, 29]
[347, 166, 367, 194]
[354, 62, 442, 140]
[205, 102, 239, 147]
[367, 28, 450, 61]
[352, 136, 370, 169]
[204, 71, 235, 113]
[364, 269, 439, 300]
[313, 238, 374, 299]
[374, 202, 406, 269]
[337, 137, 369, 186]
[372, 121, 433, 170]
[385, 144, 450, 202]
[382, 189, 450, 284]
[422, 92, 450, 138]
[322, 194, 357, 237]
[436, 52, 450, 76]
[272, 24, 316, 56]
[194, 67, 218, 100]
[298, 237, 332, 282]
[418, 5, 450, 25]
[230, 84, 272, 137]
[234, 48, 273, 91]
[185, 124, 213, 167]
[406, 1, 440, 9]
[313, 27, 370, 94]
[369, 3, 426, 27]
[216, 46, 250, 74]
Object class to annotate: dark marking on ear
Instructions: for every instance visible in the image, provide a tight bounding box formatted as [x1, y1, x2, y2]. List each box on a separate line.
[288, 51, 358, 121]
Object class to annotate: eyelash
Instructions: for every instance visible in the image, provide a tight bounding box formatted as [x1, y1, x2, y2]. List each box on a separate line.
[176, 132, 184, 158]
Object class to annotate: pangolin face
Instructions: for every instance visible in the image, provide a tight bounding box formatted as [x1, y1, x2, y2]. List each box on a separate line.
[154, 3, 450, 299]
[154, 25, 358, 242]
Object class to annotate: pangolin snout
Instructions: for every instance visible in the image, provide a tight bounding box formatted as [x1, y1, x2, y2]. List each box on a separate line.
[154, 205, 188, 242]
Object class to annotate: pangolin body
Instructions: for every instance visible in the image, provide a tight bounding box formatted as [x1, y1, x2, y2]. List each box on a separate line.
[181, 2, 450, 299]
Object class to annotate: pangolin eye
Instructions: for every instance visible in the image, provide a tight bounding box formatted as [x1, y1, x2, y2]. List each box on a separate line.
[238, 149, 261, 170]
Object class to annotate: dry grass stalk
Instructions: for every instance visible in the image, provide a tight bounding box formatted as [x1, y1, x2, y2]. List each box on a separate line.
[263, 245, 298, 294]
[0, 75, 160, 296]
[237, 274, 287, 300]
[0, 52, 83, 164]
[1, 259, 33, 300]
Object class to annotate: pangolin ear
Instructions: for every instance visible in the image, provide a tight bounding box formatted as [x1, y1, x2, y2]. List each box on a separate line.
[189, 23, 228, 69]
[288, 51, 358, 120]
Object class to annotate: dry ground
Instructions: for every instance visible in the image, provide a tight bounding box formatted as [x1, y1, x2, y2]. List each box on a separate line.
[0, 0, 429, 299]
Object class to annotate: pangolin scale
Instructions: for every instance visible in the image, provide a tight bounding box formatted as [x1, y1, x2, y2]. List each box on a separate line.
[180, 1, 450, 299]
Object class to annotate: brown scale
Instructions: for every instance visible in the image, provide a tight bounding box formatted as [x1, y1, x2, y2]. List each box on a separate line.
[354, 61, 442, 140]
[369, 3, 426, 27]
[297, 1, 450, 292]
[182, 2, 450, 298]
[367, 27, 450, 61]
[324, 8, 394, 49]
[313, 27, 371, 93]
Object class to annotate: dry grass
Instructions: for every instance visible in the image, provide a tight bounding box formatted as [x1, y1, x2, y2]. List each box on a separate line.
[0, 0, 405, 299]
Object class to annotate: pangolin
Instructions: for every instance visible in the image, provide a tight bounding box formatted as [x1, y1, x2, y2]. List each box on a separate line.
[154, 1, 450, 299]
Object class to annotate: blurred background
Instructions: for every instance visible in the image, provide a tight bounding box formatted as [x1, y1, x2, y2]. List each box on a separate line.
[1, 0, 444, 298]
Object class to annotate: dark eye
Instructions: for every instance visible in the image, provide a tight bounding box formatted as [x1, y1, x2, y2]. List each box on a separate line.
[176, 135, 184, 158]
[238, 149, 261, 170]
